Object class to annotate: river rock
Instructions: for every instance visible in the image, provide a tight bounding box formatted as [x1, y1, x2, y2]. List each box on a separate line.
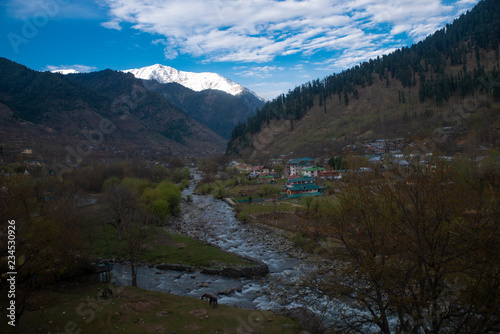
[156, 263, 195, 273]
[218, 287, 236, 296]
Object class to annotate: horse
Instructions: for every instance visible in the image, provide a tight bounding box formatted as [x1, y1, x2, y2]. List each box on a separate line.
[101, 288, 113, 299]
[200, 293, 218, 308]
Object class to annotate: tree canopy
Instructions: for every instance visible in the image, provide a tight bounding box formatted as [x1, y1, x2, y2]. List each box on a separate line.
[315, 161, 499, 333]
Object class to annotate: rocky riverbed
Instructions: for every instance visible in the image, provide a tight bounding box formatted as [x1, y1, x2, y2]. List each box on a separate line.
[111, 173, 351, 332]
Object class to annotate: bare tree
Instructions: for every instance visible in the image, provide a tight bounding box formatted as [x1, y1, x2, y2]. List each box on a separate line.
[103, 184, 151, 287]
[309, 161, 499, 333]
[104, 184, 137, 241]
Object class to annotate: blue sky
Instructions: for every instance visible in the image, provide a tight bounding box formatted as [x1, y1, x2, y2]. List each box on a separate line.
[1, 0, 479, 100]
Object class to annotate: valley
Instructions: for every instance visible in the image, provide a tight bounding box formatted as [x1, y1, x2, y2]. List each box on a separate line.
[1, 0, 499, 332]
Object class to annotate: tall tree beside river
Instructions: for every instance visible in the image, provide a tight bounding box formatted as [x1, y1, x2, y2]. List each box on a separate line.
[315, 159, 499, 333]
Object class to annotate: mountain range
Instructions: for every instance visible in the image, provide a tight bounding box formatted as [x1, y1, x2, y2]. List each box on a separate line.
[2, 0, 498, 166]
[51, 64, 265, 139]
[0, 58, 270, 164]
[0, 58, 228, 164]
[126, 64, 265, 139]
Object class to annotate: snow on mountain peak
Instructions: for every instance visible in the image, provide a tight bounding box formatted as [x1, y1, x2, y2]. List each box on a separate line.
[123, 64, 256, 98]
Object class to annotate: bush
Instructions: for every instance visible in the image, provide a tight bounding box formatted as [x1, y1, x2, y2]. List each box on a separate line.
[151, 199, 170, 220]
[212, 184, 226, 199]
[121, 177, 151, 196]
[237, 212, 249, 223]
[172, 167, 191, 183]
[197, 183, 213, 195]
[179, 178, 190, 190]
[103, 176, 120, 190]
[157, 181, 182, 215]
[141, 181, 182, 220]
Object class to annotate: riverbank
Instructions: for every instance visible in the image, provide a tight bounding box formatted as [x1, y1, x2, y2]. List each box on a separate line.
[156, 253, 269, 278]
[91, 219, 258, 269]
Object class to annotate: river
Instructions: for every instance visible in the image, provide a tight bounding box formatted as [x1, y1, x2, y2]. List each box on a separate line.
[111, 172, 355, 330]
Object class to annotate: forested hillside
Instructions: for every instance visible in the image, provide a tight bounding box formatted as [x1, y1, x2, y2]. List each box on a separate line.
[0, 59, 226, 161]
[70, 70, 194, 144]
[227, 0, 500, 157]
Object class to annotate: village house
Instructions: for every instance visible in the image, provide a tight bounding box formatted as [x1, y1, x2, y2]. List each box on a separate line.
[302, 166, 325, 178]
[249, 165, 265, 177]
[286, 177, 314, 187]
[318, 170, 341, 179]
[258, 173, 280, 183]
[286, 183, 321, 196]
[284, 176, 323, 198]
[285, 157, 314, 177]
[289, 162, 313, 176]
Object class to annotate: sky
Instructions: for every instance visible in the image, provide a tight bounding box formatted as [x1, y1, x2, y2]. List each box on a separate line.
[1, 0, 480, 100]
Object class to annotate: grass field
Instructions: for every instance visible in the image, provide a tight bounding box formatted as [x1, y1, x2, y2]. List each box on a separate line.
[91, 223, 252, 268]
[3, 282, 301, 334]
[238, 200, 303, 215]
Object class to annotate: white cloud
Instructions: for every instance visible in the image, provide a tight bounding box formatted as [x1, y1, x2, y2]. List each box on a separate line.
[101, 20, 122, 30]
[250, 81, 296, 100]
[315, 45, 399, 72]
[4, 0, 104, 20]
[100, 0, 478, 63]
[235, 66, 285, 78]
[45, 64, 97, 73]
[456, 0, 477, 5]
[152, 38, 179, 59]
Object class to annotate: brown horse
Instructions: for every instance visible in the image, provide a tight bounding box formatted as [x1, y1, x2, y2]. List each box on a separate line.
[201, 293, 218, 308]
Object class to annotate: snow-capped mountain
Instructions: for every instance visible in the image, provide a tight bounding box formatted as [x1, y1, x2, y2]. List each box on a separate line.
[123, 64, 265, 101]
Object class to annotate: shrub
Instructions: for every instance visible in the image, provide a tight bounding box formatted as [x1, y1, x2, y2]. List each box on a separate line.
[151, 199, 170, 220]
[180, 178, 190, 190]
[157, 181, 182, 215]
[103, 176, 120, 190]
[140, 181, 182, 220]
[212, 184, 227, 199]
[197, 183, 213, 195]
[121, 177, 151, 196]
[237, 212, 249, 223]
[172, 167, 192, 183]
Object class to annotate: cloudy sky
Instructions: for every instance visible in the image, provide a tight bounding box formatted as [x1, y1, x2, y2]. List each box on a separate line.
[1, 0, 479, 100]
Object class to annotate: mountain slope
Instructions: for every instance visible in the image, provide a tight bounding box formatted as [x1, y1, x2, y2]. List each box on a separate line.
[141, 79, 261, 139]
[69, 70, 226, 149]
[227, 0, 500, 159]
[0, 58, 226, 162]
